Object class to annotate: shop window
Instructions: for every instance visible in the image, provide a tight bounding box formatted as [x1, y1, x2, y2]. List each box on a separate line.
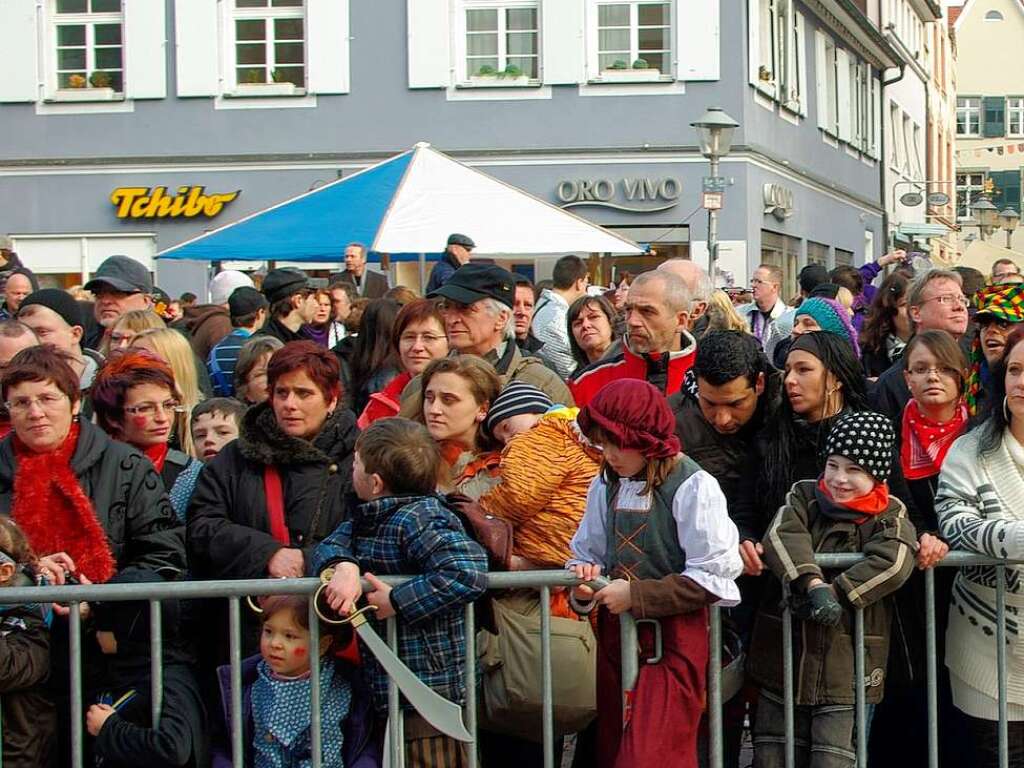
[957, 172, 986, 220]
[591, 1, 672, 77]
[53, 0, 123, 93]
[463, 3, 539, 80]
[956, 97, 981, 137]
[232, 0, 305, 89]
[761, 230, 800, 299]
[1008, 98, 1024, 137]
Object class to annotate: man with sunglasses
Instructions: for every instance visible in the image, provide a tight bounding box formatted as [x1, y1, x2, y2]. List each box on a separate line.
[870, 268, 970, 420]
[254, 267, 319, 344]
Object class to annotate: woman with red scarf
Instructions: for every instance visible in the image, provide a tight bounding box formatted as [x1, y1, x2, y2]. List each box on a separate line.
[868, 329, 973, 768]
[90, 349, 203, 522]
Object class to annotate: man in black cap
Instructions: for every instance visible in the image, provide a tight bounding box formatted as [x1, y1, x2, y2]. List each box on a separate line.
[254, 267, 318, 344]
[18, 288, 104, 391]
[425, 233, 475, 294]
[82, 255, 154, 349]
[207, 287, 269, 397]
[398, 263, 573, 417]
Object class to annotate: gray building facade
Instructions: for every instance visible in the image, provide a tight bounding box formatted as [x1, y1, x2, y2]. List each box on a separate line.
[0, 0, 900, 298]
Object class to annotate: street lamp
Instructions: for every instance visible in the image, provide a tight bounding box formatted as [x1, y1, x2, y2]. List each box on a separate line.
[999, 207, 1020, 248]
[971, 197, 1000, 240]
[691, 107, 739, 284]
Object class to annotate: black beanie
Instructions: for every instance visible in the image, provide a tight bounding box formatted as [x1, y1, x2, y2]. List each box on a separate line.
[822, 411, 895, 483]
[18, 288, 83, 328]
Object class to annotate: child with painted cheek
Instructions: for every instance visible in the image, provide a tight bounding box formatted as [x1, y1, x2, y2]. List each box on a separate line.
[252, 596, 352, 768]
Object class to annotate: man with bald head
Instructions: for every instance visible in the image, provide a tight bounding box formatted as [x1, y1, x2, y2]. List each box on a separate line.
[658, 258, 712, 331]
[569, 269, 697, 405]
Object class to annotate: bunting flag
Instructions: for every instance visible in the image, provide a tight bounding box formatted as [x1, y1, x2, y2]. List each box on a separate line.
[956, 141, 1024, 156]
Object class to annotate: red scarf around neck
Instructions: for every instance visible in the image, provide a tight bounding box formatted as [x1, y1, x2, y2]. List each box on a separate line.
[817, 478, 890, 521]
[11, 423, 116, 583]
[143, 442, 169, 474]
[900, 399, 968, 481]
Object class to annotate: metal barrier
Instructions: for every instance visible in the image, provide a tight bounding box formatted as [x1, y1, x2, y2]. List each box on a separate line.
[0, 554, 1017, 768]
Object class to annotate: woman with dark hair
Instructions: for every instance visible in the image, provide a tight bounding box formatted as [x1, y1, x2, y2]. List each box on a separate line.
[860, 272, 912, 378]
[357, 299, 449, 428]
[300, 288, 345, 349]
[188, 340, 358, 660]
[91, 349, 204, 520]
[935, 326, 1024, 766]
[338, 298, 401, 415]
[567, 294, 618, 370]
[234, 336, 284, 406]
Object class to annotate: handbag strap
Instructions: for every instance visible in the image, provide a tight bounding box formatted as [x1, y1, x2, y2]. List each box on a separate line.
[263, 466, 290, 545]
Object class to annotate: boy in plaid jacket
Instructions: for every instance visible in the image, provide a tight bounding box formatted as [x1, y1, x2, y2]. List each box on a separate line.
[313, 418, 487, 768]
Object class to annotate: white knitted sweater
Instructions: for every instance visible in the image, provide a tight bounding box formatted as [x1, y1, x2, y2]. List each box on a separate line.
[935, 428, 1024, 718]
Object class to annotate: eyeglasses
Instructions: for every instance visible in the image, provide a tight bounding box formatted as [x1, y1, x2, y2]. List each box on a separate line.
[920, 294, 969, 308]
[5, 392, 68, 414]
[123, 399, 185, 417]
[399, 332, 447, 345]
[908, 365, 959, 379]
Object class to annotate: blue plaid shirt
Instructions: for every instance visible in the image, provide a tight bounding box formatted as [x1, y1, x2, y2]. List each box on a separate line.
[312, 494, 487, 713]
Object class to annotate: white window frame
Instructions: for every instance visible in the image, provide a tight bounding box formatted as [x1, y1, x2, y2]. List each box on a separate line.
[456, 0, 540, 84]
[957, 172, 986, 220]
[224, 0, 307, 95]
[752, 0, 803, 112]
[586, 0, 673, 83]
[901, 113, 914, 176]
[956, 96, 981, 137]
[48, 0, 124, 99]
[890, 104, 903, 170]
[849, 59, 870, 152]
[1008, 97, 1024, 137]
[822, 37, 839, 134]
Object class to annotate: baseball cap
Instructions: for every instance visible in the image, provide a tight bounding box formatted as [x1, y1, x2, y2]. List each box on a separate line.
[210, 270, 254, 305]
[229, 286, 269, 318]
[261, 268, 310, 304]
[446, 233, 476, 249]
[428, 263, 515, 309]
[84, 255, 153, 295]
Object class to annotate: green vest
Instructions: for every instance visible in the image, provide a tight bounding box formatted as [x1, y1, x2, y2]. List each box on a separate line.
[603, 456, 701, 581]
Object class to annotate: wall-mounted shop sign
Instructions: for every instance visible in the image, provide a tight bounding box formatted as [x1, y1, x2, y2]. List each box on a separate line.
[111, 186, 240, 219]
[555, 177, 681, 212]
[762, 183, 795, 221]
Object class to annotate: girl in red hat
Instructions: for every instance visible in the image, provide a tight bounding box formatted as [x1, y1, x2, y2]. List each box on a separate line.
[567, 379, 743, 768]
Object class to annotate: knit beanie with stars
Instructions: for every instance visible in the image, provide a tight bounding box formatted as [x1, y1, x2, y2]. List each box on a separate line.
[821, 411, 895, 484]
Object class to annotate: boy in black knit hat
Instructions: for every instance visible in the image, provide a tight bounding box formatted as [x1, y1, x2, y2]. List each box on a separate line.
[748, 411, 918, 768]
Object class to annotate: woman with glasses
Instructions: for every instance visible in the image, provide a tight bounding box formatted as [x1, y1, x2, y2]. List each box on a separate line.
[357, 299, 449, 428]
[91, 349, 203, 521]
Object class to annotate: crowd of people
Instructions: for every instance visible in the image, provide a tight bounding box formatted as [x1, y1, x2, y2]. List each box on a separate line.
[0, 236, 1020, 768]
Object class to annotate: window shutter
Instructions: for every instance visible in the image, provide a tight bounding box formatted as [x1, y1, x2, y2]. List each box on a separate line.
[748, 0, 761, 88]
[814, 31, 828, 130]
[677, 0, 719, 81]
[984, 96, 1006, 137]
[407, 0, 450, 88]
[794, 12, 806, 114]
[991, 170, 1022, 214]
[307, 0, 350, 94]
[0, 0, 39, 102]
[541, 1, 584, 84]
[836, 48, 852, 143]
[174, 0, 219, 97]
[870, 73, 881, 158]
[123, 0, 167, 99]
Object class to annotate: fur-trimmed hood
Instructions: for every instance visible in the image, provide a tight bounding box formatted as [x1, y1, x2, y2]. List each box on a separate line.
[237, 401, 358, 467]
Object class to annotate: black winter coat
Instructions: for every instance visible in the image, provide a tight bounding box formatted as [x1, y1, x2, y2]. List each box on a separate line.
[187, 402, 358, 580]
[0, 593, 55, 768]
[0, 420, 185, 576]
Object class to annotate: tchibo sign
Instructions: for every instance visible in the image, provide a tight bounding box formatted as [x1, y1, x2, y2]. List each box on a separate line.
[111, 186, 240, 219]
[556, 177, 681, 212]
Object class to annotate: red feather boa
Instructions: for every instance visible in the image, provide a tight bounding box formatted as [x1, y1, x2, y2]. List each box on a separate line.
[11, 423, 116, 583]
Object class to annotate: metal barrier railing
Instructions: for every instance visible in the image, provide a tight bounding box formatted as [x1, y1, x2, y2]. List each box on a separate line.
[0, 554, 1017, 768]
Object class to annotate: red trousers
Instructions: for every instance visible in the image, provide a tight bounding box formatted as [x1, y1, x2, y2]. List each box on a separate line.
[595, 607, 709, 768]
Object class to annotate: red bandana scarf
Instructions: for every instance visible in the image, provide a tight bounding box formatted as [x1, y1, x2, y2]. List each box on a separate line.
[143, 443, 169, 474]
[816, 478, 890, 523]
[900, 399, 968, 481]
[11, 423, 116, 583]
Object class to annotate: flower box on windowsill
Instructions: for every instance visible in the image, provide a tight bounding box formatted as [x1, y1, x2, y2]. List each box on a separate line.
[596, 69, 666, 83]
[53, 87, 118, 102]
[232, 82, 299, 97]
[465, 74, 533, 88]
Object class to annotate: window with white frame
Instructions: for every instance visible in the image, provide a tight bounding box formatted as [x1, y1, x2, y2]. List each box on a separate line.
[596, 2, 671, 75]
[822, 38, 838, 132]
[849, 59, 870, 152]
[957, 172, 986, 219]
[902, 114, 913, 176]
[464, 3, 539, 79]
[1008, 97, 1024, 136]
[956, 97, 981, 136]
[912, 123, 923, 179]
[53, 0, 123, 93]
[890, 105, 903, 169]
[753, 0, 802, 108]
[232, 0, 305, 88]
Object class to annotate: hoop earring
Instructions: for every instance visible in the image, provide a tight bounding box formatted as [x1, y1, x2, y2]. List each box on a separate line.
[1005, 396, 1012, 423]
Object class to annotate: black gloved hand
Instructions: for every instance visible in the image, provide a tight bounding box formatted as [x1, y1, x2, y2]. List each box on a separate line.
[806, 584, 843, 627]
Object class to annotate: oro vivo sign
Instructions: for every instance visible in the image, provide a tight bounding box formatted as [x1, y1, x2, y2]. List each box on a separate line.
[111, 186, 240, 219]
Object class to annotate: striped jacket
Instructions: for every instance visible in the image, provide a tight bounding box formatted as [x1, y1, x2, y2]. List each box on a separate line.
[747, 480, 917, 705]
[311, 494, 488, 714]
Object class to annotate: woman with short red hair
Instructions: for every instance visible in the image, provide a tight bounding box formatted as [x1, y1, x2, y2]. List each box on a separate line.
[187, 341, 358, 659]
